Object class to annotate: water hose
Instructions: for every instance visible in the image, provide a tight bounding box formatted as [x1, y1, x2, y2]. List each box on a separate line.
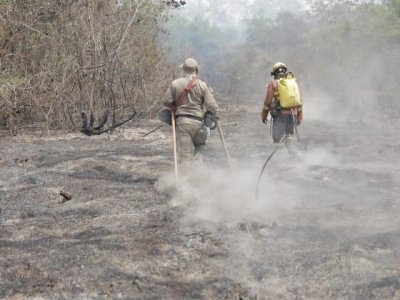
[256, 112, 302, 200]
[255, 148, 277, 201]
[255, 134, 286, 201]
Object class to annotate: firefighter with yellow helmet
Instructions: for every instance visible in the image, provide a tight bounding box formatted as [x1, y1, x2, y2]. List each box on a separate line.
[261, 62, 303, 145]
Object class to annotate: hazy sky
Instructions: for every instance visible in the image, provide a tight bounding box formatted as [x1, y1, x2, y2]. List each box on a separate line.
[175, 0, 307, 27]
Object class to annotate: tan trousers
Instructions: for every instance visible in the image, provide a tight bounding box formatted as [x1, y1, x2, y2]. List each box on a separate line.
[175, 118, 205, 162]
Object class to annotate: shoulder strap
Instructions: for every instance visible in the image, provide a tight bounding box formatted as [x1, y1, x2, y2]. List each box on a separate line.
[272, 79, 279, 91]
[175, 77, 198, 107]
[285, 72, 295, 79]
[273, 79, 280, 100]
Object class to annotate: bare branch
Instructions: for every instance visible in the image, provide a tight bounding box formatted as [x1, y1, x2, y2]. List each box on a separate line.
[115, 0, 143, 55]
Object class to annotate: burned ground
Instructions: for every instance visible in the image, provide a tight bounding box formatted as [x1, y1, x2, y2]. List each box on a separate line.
[1, 108, 400, 299]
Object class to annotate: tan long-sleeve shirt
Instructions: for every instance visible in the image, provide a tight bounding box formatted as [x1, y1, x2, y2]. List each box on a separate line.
[162, 75, 219, 118]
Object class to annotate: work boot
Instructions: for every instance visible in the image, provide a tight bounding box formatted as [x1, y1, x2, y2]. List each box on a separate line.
[194, 144, 206, 163]
[274, 142, 286, 151]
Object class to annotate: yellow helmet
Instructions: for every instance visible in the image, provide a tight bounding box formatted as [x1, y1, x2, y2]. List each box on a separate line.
[271, 62, 287, 76]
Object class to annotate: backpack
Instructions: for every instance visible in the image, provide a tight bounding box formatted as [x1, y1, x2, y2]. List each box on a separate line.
[275, 72, 302, 108]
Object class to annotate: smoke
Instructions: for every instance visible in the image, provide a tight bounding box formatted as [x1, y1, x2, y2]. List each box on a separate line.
[154, 106, 400, 296]
[155, 133, 399, 236]
[302, 90, 337, 122]
[156, 146, 343, 226]
[158, 2, 400, 294]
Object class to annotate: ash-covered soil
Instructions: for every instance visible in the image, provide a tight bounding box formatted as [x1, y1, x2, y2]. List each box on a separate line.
[1, 107, 400, 299]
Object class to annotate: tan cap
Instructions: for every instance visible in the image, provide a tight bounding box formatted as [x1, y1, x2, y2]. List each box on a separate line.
[181, 58, 198, 73]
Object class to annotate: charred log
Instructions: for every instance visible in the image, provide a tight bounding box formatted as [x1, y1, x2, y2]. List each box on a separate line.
[81, 110, 109, 133]
[94, 111, 109, 130]
[81, 110, 136, 136]
[81, 111, 88, 131]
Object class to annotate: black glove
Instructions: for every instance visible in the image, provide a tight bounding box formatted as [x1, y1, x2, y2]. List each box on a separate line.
[203, 111, 218, 130]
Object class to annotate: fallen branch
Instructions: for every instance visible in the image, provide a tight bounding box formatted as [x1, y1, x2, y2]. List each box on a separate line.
[142, 124, 163, 137]
[185, 232, 211, 237]
[81, 110, 136, 136]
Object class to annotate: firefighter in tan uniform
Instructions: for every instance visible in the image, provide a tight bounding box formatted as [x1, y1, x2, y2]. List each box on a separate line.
[162, 58, 219, 161]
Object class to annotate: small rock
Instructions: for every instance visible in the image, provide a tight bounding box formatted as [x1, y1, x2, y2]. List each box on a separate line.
[60, 190, 72, 203]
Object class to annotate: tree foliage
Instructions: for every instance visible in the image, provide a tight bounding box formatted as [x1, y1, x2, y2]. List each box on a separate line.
[1, 0, 399, 132]
[178, 0, 400, 108]
[0, 0, 173, 133]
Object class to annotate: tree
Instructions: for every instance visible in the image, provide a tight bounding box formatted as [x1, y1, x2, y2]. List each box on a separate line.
[0, 0, 175, 134]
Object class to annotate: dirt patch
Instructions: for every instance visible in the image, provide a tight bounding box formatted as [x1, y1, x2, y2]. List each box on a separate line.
[1, 111, 400, 299]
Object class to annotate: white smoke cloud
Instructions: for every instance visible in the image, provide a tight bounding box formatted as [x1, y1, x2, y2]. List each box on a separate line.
[156, 145, 344, 227]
